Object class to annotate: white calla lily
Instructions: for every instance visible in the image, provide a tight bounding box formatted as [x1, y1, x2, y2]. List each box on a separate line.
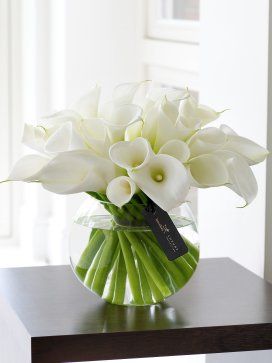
[36, 150, 116, 194]
[109, 137, 153, 170]
[219, 125, 269, 165]
[220, 124, 238, 136]
[159, 139, 190, 163]
[8, 155, 49, 181]
[22, 124, 47, 153]
[188, 153, 229, 187]
[227, 156, 258, 205]
[23, 110, 86, 154]
[142, 102, 179, 151]
[44, 122, 85, 154]
[128, 154, 190, 211]
[77, 118, 110, 157]
[215, 150, 258, 205]
[100, 103, 142, 143]
[112, 82, 140, 105]
[106, 176, 137, 207]
[41, 110, 80, 129]
[113, 81, 155, 112]
[178, 91, 221, 128]
[188, 127, 227, 158]
[71, 84, 100, 118]
[124, 120, 143, 141]
[142, 96, 198, 151]
[161, 95, 179, 122]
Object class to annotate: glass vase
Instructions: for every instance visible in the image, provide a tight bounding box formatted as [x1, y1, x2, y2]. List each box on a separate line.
[69, 196, 199, 306]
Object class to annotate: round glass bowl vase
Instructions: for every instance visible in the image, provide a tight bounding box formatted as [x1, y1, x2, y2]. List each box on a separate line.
[70, 197, 199, 306]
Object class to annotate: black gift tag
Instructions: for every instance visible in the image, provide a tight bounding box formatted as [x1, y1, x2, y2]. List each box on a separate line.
[142, 200, 188, 261]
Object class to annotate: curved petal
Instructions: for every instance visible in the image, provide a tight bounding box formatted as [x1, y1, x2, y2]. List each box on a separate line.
[161, 96, 179, 123]
[159, 139, 190, 163]
[188, 127, 227, 158]
[219, 124, 269, 165]
[38, 150, 116, 194]
[189, 154, 229, 187]
[128, 154, 190, 211]
[224, 135, 269, 165]
[40, 110, 80, 129]
[112, 82, 139, 105]
[195, 104, 220, 125]
[71, 84, 100, 118]
[101, 103, 142, 143]
[142, 102, 178, 151]
[22, 124, 47, 153]
[220, 124, 238, 136]
[106, 176, 137, 207]
[110, 104, 142, 126]
[44, 121, 86, 153]
[179, 91, 220, 127]
[178, 93, 198, 121]
[141, 104, 161, 147]
[44, 122, 73, 153]
[8, 155, 49, 181]
[109, 137, 153, 170]
[78, 118, 110, 156]
[215, 150, 258, 205]
[226, 155, 258, 205]
[124, 120, 143, 141]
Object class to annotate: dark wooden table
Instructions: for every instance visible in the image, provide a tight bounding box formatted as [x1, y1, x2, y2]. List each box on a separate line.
[0, 258, 272, 363]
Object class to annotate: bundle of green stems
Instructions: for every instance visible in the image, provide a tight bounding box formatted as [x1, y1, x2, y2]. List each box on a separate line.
[74, 192, 199, 305]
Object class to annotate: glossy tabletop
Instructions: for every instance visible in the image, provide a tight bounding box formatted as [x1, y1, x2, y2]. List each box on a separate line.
[0, 258, 272, 362]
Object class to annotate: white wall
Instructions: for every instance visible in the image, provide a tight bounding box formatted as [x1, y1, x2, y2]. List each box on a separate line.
[199, 1, 270, 361]
[199, 0, 269, 277]
[65, 0, 141, 103]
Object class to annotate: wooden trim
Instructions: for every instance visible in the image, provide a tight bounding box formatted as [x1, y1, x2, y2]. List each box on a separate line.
[264, 1, 272, 283]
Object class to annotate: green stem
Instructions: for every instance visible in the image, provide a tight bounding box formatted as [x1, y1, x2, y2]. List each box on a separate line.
[140, 232, 188, 288]
[124, 231, 172, 297]
[134, 250, 153, 304]
[75, 229, 105, 281]
[142, 262, 164, 302]
[182, 251, 198, 269]
[112, 249, 127, 305]
[84, 239, 107, 288]
[105, 247, 120, 303]
[91, 231, 119, 296]
[147, 248, 177, 293]
[118, 231, 144, 305]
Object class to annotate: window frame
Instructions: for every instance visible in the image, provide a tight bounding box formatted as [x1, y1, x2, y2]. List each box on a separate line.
[147, 0, 199, 43]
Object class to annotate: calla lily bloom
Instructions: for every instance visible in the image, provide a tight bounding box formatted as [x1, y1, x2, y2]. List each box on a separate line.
[23, 110, 86, 155]
[215, 150, 258, 205]
[128, 154, 190, 211]
[109, 137, 153, 170]
[20, 150, 116, 194]
[142, 99, 184, 152]
[70, 84, 101, 119]
[159, 139, 190, 163]
[4, 81, 268, 211]
[106, 176, 137, 207]
[220, 125, 269, 165]
[8, 154, 49, 182]
[77, 118, 111, 157]
[178, 90, 221, 128]
[188, 153, 229, 187]
[187, 127, 227, 158]
[99, 102, 142, 143]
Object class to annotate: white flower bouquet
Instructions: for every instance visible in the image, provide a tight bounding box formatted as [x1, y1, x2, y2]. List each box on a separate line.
[6, 81, 268, 305]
